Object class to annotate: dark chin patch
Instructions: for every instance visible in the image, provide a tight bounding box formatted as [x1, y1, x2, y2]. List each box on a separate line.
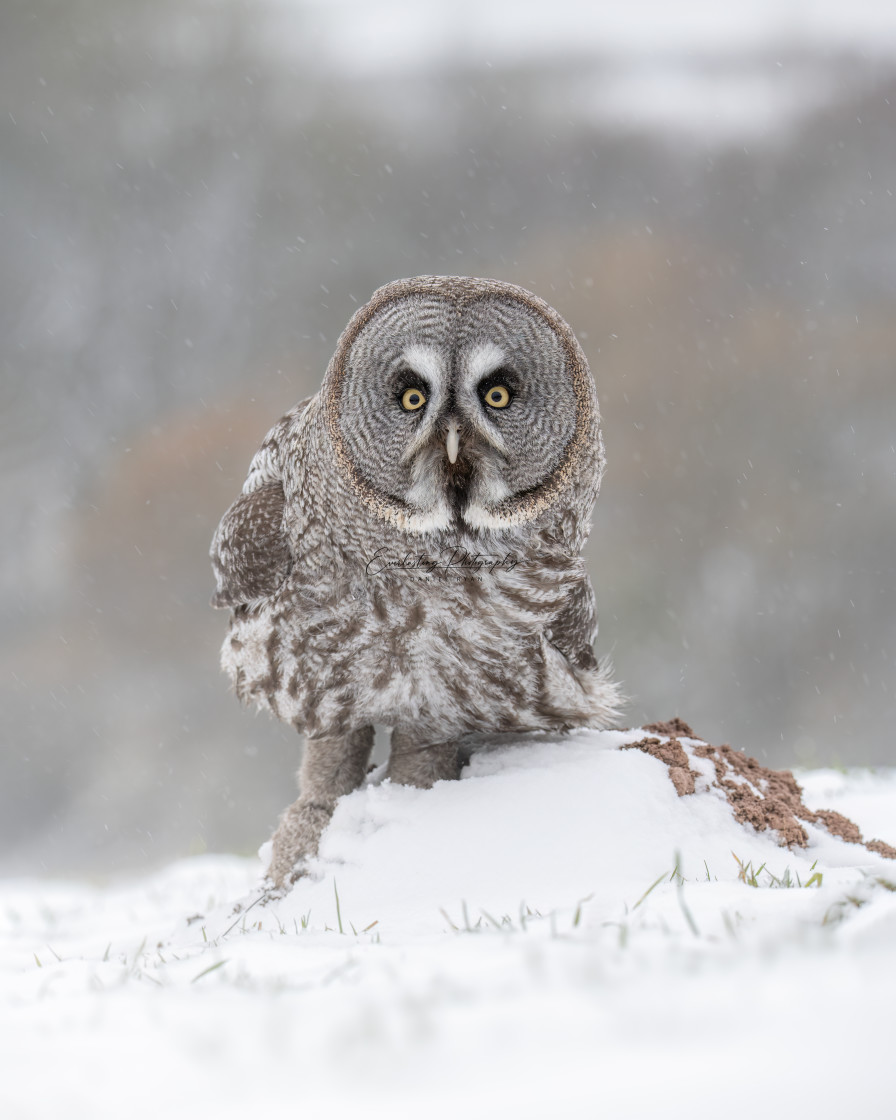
[445, 457, 475, 524]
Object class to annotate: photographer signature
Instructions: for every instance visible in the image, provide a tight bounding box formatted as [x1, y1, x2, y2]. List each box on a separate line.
[365, 546, 520, 578]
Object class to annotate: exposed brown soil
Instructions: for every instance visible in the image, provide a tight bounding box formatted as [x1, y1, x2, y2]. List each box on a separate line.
[621, 737, 695, 796]
[625, 720, 896, 860]
[691, 741, 811, 847]
[809, 809, 862, 845]
[642, 717, 697, 739]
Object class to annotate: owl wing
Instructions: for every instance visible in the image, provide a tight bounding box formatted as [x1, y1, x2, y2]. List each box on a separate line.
[209, 398, 312, 609]
[546, 574, 600, 670]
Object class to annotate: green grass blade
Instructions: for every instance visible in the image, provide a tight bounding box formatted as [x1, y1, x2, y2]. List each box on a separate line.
[191, 959, 229, 984]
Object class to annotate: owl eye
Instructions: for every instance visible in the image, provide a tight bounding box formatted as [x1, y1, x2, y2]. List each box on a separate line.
[400, 387, 427, 411]
[482, 384, 511, 409]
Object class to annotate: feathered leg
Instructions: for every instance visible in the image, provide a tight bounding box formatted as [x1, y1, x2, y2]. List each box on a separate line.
[267, 726, 373, 887]
[386, 729, 465, 788]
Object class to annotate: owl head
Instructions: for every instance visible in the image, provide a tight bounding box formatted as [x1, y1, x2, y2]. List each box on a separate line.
[322, 276, 603, 535]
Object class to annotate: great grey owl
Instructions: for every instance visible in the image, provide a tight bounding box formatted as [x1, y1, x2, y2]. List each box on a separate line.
[210, 275, 622, 886]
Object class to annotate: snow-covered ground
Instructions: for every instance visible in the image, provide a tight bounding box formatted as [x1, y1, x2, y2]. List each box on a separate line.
[3, 728, 895, 1119]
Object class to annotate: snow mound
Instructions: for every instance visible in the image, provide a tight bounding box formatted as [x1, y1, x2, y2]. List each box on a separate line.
[202, 724, 895, 943]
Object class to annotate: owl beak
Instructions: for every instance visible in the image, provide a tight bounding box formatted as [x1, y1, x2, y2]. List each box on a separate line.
[446, 420, 460, 465]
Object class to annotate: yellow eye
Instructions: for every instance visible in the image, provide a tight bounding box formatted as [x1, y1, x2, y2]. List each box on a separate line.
[484, 385, 510, 408]
[400, 387, 426, 411]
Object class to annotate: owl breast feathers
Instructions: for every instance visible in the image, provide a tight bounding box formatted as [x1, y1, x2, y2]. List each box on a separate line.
[211, 276, 621, 745]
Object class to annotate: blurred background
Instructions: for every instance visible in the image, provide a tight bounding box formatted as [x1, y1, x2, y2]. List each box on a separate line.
[3, 0, 896, 877]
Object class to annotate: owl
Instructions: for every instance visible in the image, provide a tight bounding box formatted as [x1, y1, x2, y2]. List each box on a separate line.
[210, 276, 622, 886]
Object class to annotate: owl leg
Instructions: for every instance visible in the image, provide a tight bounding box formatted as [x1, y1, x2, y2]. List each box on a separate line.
[386, 728, 465, 789]
[267, 726, 373, 888]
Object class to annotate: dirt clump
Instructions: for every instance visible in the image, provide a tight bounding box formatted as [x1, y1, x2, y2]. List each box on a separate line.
[692, 742, 811, 847]
[621, 736, 696, 796]
[808, 809, 862, 845]
[642, 717, 697, 739]
[866, 838, 896, 859]
[625, 721, 895, 860]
